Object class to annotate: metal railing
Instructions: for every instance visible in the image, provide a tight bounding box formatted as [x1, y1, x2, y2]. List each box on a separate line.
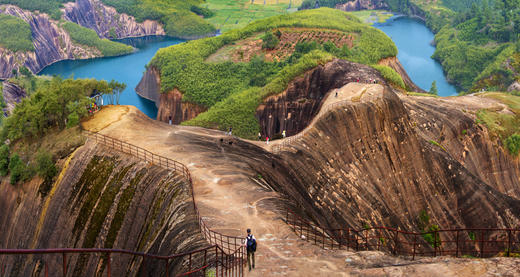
[286, 209, 520, 259]
[0, 131, 246, 277]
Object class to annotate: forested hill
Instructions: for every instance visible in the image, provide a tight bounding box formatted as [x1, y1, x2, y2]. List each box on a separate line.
[301, 0, 520, 93]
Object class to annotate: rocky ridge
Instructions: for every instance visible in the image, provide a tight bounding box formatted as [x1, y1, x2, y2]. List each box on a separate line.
[1, 81, 26, 115]
[63, 0, 165, 39]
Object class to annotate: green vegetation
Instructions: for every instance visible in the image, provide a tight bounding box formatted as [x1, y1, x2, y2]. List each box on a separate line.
[349, 10, 394, 25]
[428, 140, 447, 152]
[100, 0, 216, 38]
[0, 144, 9, 176]
[150, 8, 396, 137]
[371, 65, 405, 89]
[261, 32, 280, 49]
[202, 0, 302, 33]
[0, 14, 34, 52]
[61, 22, 133, 56]
[505, 134, 520, 156]
[35, 149, 57, 181]
[429, 81, 438, 95]
[406, 92, 439, 97]
[0, 0, 66, 20]
[417, 210, 441, 248]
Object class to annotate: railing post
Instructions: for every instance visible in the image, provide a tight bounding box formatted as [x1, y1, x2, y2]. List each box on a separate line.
[365, 229, 368, 250]
[433, 231, 437, 257]
[165, 258, 169, 277]
[45, 263, 48, 277]
[480, 230, 485, 258]
[63, 253, 67, 277]
[189, 253, 192, 272]
[322, 229, 325, 249]
[507, 230, 512, 257]
[215, 246, 219, 277]
[347, 228, 350, 250]
[412, 234, 417, 261]
[393, 230, 399, 255]
[455, 230, 460, 257]
[107, 253, 111, 277]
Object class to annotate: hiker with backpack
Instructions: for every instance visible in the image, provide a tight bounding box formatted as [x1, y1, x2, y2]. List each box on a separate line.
[245, 228, 257, 271]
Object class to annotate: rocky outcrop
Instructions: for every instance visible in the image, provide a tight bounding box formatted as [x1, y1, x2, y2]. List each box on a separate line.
[1, 81, 26, 115]
[0, 5, 101, 79]
[379, 57, 426, 93]
[135, 66, 161, 105]
[255, 59, 387, 138]
[63, 0, 165, 39]
[272, 88, 520, 241]
[157, 89, 206, 124]
[0, 141, 207, 276]
[508, 81, 520, 92]
[335, 0, 388, 11]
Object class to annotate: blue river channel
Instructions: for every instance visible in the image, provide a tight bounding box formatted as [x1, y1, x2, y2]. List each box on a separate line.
[374, 16, 458, 96]
[39, 36, 184, 118]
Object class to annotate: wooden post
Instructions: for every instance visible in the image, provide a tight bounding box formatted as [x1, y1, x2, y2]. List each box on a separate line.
[215, 246, 219, 277]
[393, 230, 399, 255]
[412, 234, 417, 260]
[480, 230, 485, 258]
[165, 259, 169, 277]
[434, 231, 437, 257]
[347, 228, 350, 250]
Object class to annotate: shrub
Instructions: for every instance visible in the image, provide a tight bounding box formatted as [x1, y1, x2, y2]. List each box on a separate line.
[61, 22, 133, 56]
[9, 154, 25, 184]
[0, 144, 9, 176]
[371, 65, 406, 89]
[261, 32, 279, 50]
[505, 134, 520, 156]
[36, 149, 57, 181]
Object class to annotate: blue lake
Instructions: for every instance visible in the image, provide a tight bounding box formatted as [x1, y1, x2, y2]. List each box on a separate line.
[374, 16, 458, 96]
[39, 36, 185, 118]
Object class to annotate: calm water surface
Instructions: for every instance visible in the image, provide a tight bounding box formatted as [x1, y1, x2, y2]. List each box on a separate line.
[374, 16, 458, 96]
[39, 36, 185, 118]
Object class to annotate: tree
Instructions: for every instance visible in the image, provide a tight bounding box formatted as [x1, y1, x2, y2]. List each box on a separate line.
[19, 66, 32, 77]
[109, 80, 127, 105]
[36, 149, 57, 181]
[429, 80, 438, 95]
[0, 144, 9, 176]
[8, 154, 25, 184]
[505, 133, 520, 156]
[261, 32, 279, 50]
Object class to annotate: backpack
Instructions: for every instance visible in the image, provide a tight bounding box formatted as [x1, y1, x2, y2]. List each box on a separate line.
[246, 235, 256, 252]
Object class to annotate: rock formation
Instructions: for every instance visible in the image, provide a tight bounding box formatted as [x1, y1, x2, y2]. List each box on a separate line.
[335, 0, 388, 11]
[0, 5, 101, 79]
[255, 59, 387, 138]
[63, 0, 165, 39]
[135, 66, 206, 123]
[508, 81, 520, 92]
[0, 141, 207, 276]
[1, 81, 26, 115]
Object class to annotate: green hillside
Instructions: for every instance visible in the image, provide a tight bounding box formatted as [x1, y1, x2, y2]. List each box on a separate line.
[0, 14, 33, 52]
[61, 22, 133, 56]
[149, 8, 397, 138]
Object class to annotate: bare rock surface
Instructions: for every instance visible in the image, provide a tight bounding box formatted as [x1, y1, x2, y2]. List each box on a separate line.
[63, 0, 164, 39]
[1, 81, 26, 115]
[335, 0, 388, 11]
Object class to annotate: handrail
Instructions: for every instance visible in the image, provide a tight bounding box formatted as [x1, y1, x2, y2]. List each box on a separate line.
[0, 130, 246, 277]
[286, 208, 520, 259]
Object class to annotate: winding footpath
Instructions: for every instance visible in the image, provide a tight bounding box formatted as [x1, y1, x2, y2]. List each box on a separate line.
[82, 83, 520, 276]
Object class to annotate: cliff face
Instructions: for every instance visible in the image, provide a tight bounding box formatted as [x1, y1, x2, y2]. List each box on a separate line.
[272, 88, 520, 237]
[136, 66, 206, 123]
[0, 141, 207, 276]
[1, 81, 26, 115]
[0, 5, 100, 79]
[63, 0, 165, 39]
[335, 0, 388, 11]
[255, 59, 387, 138]
[379, 57, 426, 93]
[156, 89, 206, 124]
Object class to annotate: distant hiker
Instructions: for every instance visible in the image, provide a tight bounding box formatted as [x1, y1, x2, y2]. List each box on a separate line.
[228, 127, 233, 136]
[282, 130, 286, 138]
[258, 132, 262, 141]
[168, 116, 172, 125]
[245, 228, 257, 271]
[335, 90, 338, 97]
[357, 78, 359, 82]
[266, 136, 269, 145]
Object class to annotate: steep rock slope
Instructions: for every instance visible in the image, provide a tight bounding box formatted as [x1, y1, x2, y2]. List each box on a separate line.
[0, 141, 207, 276]
[274, 88, 520, 238]
[256, 59, 386, 138]
[335, 0, 388, 11]
[63, 0, 164, 39]
[0, 5, 101, 79]
[1, 81, 26, 115]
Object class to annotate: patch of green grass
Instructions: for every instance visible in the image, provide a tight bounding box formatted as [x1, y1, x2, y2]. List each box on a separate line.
[0, 0, 66, 20]
[428, 140, 447, 152]
[0, 14, 34, 52]
[61, 22, 133, 56]
[349, 10, 393, 25]
[371, 65, 405, 89]
[406, 92, 440, 98]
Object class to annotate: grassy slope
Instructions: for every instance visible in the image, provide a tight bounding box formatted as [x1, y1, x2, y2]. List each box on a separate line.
[61, 22, 133, 57]
[0, 14, 33, 52]
[0, 0, 66, 20]
[150, 8, 397, 138]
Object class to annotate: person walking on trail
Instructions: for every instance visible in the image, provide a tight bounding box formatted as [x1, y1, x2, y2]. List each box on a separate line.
[258, 132, 262, 141]
[168, 116, 172, 125]
[266, 136, 269, 145]
[282, 130, 286, 138]
[335, 89, 338, 98]
[245, 228, 257, 271]
[228, 127, 232, 136]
